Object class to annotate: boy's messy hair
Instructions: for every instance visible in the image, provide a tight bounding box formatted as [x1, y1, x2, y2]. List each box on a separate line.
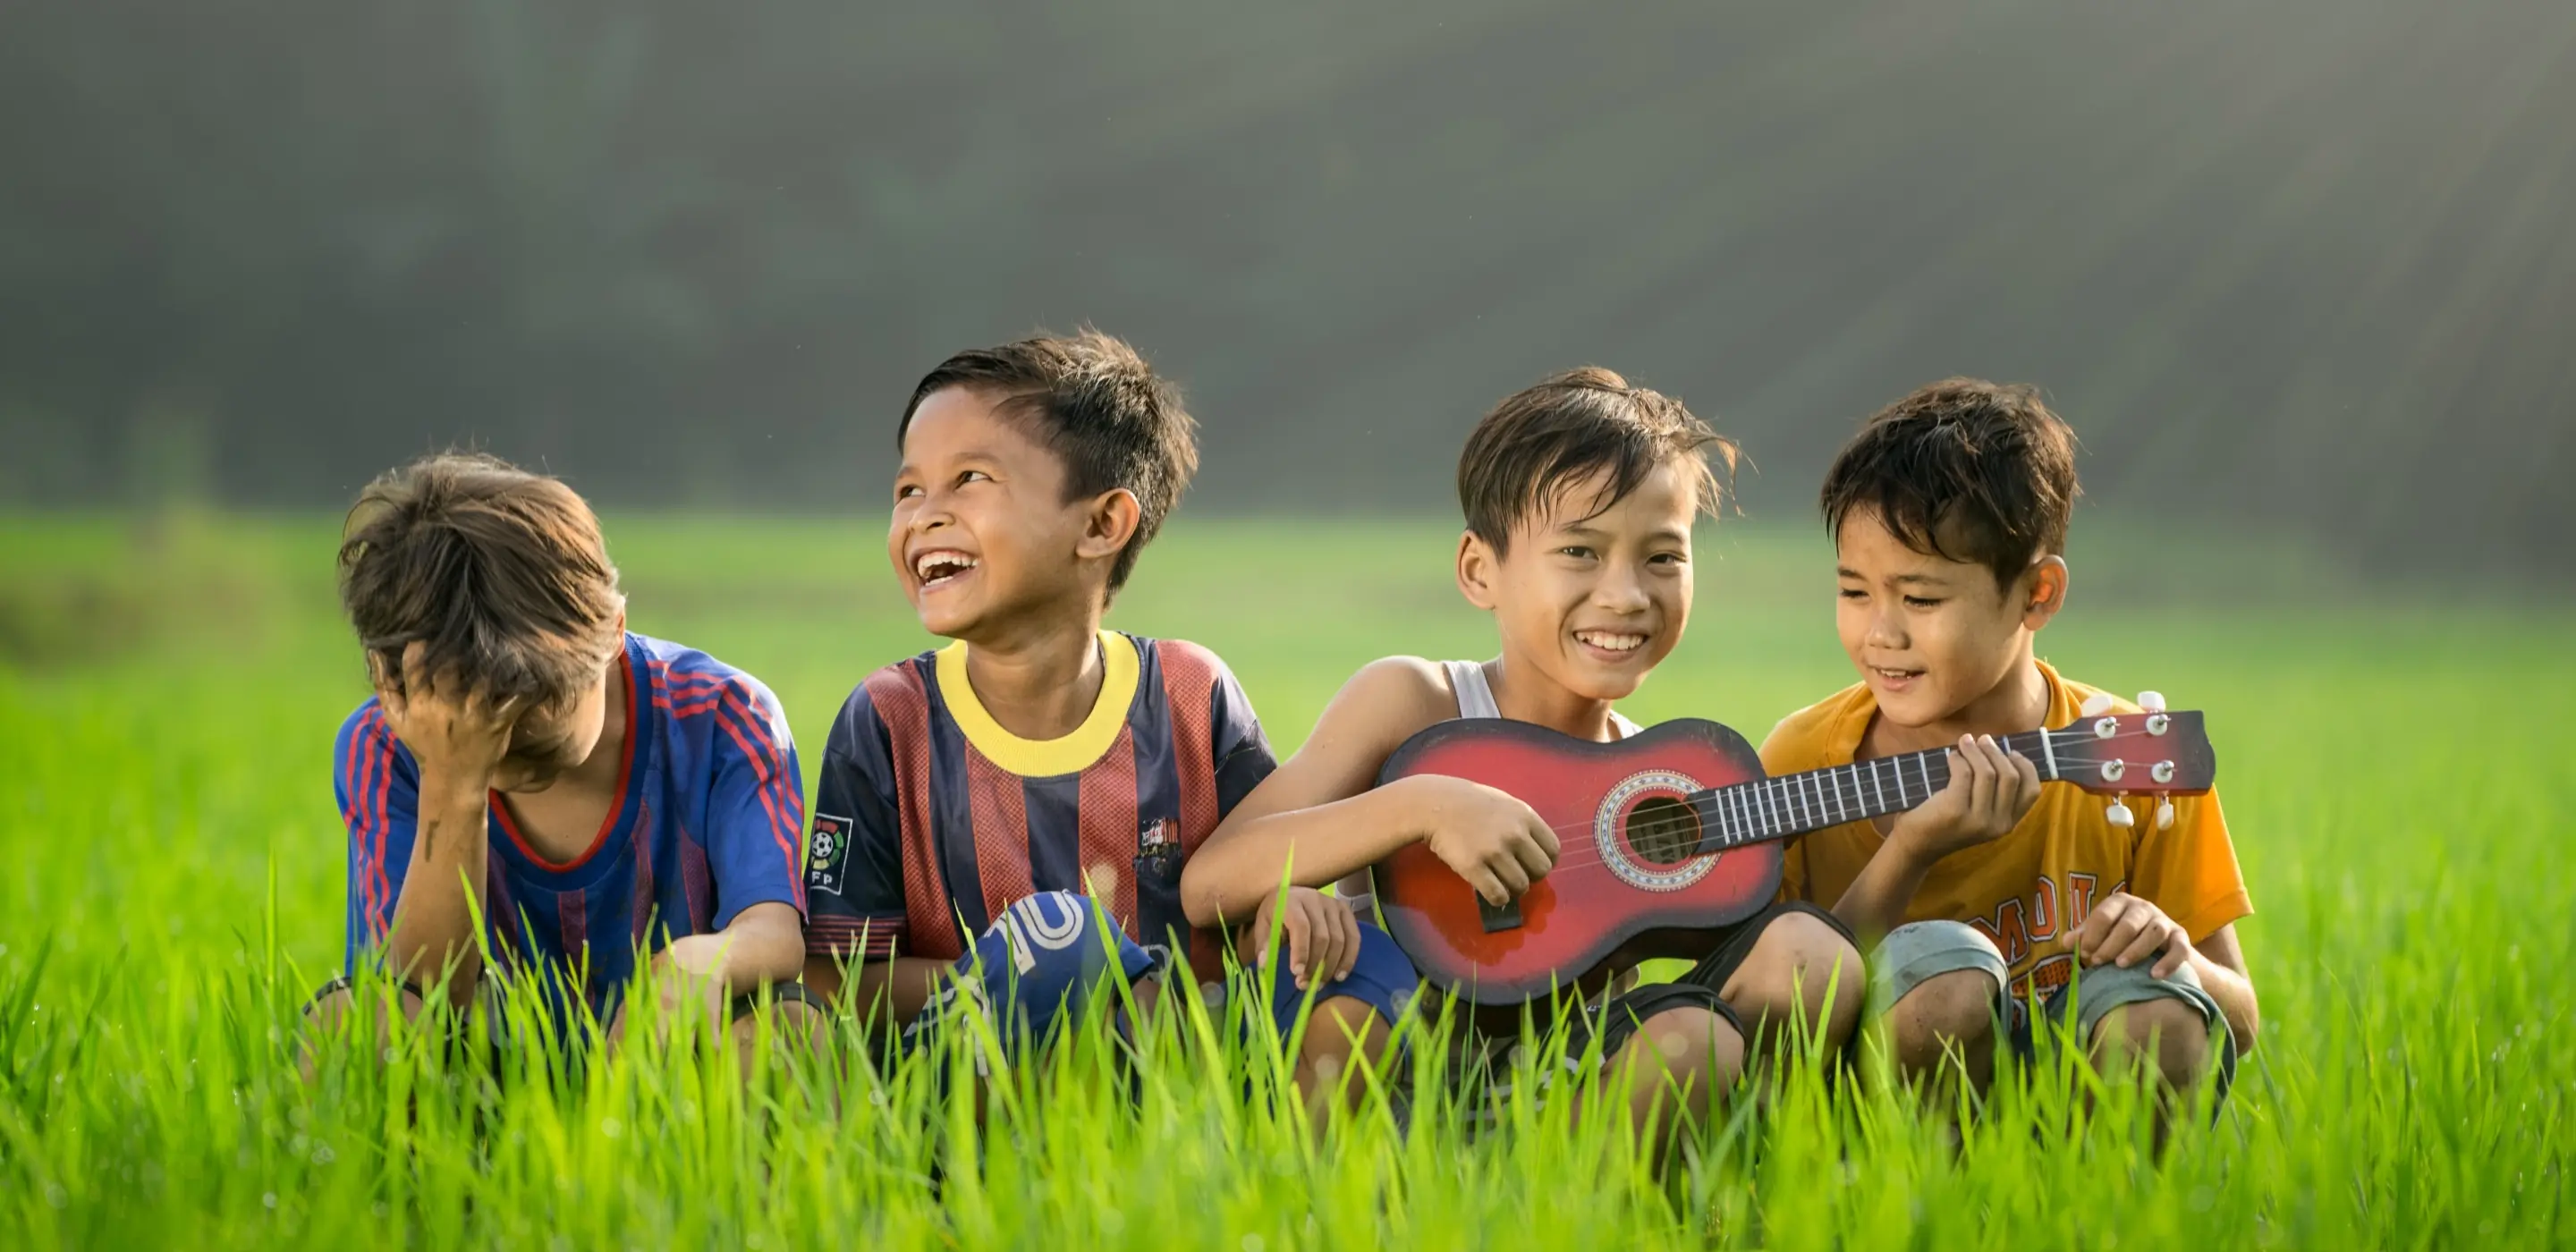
[337, 453, 625, 706]
[1458, 367, 1733, 550]
[899, 329, 1197, 596]
[1819, 377, 2081, 591]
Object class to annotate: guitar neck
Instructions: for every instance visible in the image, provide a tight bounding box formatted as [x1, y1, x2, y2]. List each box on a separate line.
[1693, 727, 2064, 850]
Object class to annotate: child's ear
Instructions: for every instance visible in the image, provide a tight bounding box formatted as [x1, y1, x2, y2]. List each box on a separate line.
[1455, 530, 1501, 611]
[1075, 488, 1143, 563]
[2020, 554, 2070, 630]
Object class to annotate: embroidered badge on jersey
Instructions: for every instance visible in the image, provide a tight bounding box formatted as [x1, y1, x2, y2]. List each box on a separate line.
[807, 814, 854, 895]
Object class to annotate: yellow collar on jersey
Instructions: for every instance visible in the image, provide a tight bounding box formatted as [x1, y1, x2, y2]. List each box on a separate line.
[935, 630, 1139, 777]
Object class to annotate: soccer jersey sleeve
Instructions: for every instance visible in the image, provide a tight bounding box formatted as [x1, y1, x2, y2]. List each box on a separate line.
[1207, 661, 1278, 818]
[804, 684, 912, 962]
[335, 702, 421, 973]
[2127, 789, 2252, 943]
[701, 677, 809, 930]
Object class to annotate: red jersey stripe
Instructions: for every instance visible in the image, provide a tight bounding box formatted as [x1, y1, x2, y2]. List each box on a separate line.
[864, 664, 960, 960]
[716, 688, 806, 912]
[962, 747, 1038, 932]
[1077, 723, 1142, 935]
[1158, 640, 1221, 852]
[364, 709, 394, 938]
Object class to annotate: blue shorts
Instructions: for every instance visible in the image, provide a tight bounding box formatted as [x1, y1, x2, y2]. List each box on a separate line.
[902, 891, 1417, 1057]
[1239, 914, 1419, 1041]
[1870, 919, 2237, 1097]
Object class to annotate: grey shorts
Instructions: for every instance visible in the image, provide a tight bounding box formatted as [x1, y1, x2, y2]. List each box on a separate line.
[1870, 920, 2236, 1096]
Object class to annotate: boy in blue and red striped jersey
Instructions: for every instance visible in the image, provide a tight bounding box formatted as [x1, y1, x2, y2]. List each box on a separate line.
[802, 331, 1414, 1113]
[310, 453, 815, 1053]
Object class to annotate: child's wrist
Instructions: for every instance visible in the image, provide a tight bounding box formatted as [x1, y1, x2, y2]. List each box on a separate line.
[414, 766, 492, 811]
[1881, 826, 1942, 874]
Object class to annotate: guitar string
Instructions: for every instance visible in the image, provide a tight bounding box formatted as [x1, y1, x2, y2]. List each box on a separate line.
[1390, 727, 2199, 882]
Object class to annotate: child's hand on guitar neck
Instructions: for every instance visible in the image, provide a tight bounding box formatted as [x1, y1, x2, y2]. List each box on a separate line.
[1886, 733, 2043, 865]
[1402, 774, 1562, 906]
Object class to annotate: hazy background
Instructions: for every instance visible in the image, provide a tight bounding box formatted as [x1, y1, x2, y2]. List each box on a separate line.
[4, 0, 2570, 574]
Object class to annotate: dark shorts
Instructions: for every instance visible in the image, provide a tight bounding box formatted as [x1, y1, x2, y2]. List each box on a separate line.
[1439, 901, 1839, 1119]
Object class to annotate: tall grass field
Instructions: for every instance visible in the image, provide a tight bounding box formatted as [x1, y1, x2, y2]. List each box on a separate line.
[1, 514, 2568, 1248]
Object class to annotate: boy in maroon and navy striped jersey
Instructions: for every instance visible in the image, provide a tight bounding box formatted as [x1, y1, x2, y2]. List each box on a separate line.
[802, 331, 1414, 1114]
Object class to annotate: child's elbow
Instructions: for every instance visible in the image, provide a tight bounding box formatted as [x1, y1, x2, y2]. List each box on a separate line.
[2230, 997, 2262, 1056]
[1178, 870, 1227, 931]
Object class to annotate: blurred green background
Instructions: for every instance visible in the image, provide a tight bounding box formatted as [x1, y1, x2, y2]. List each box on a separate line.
[4, 0, 2572, 574]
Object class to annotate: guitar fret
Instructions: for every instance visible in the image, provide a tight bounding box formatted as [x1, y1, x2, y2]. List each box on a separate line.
[1870, 757, 1886, 814]
[1914, 751, 1933, 803]
[1755, 777, 1775, 838]
[1829, 766, 1846, 823]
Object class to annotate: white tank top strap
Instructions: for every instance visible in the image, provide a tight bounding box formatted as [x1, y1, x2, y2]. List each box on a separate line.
[1440, 658, 1639, 740]
[1442, 659, 1503, 720]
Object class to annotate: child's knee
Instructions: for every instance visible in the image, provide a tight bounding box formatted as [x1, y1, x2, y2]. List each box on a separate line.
[1885, 968, 1997, 1068]
[2091, 995, 2213, 1088]
[1298, 995, 1393, 1077]
[1637, 1005, 1744, 1094]
[1739, 911, 1866, 1027]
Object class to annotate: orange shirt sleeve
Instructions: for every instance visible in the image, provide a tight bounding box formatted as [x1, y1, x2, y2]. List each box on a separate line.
[2125, 788, 2251, 943]
[1758, 721, 1811, 904]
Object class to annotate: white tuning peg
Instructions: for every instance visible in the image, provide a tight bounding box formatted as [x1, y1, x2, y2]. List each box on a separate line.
[2156, 799, 2176, 831]
[2136, 690, 2166, 713]
[2105, 796, 2135, 828]
[2080, 692, 2116, 717]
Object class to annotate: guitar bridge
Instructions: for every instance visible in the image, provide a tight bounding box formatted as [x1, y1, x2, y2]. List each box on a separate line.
[1479, 895, 1523, 933]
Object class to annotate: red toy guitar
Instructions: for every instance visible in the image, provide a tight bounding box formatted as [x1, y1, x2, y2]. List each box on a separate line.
[1368, 695, 2216, 1003]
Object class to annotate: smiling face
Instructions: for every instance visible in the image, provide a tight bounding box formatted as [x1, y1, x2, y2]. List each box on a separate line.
[1833, 506, 2064, 729]
[890, 386, 1119, 643]
[1462, 459, 1699, 705]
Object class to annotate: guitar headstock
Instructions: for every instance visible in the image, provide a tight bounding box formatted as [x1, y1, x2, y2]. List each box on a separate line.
[2054, 691, 2216, 815]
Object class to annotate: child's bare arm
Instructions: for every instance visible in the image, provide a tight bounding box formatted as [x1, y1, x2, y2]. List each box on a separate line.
[663, 901, 805, 991]
[1829, 735, 2041, 941]
[377, 643, 516, 1008]
[803, 953, 949, 1023]
[1180, 658, 1559, 928]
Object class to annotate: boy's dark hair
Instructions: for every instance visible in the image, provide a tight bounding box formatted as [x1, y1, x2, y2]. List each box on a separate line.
[898, 329, 1197, 596]
[1458, 367, 1733, 551]
[337, 453, 625, 706]
[1819, 377, 2081, 590]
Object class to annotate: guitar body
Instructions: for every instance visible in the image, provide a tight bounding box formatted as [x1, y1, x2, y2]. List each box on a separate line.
[1371, 717, 1782, 1005]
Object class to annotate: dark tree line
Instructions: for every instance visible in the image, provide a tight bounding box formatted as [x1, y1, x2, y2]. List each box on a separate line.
[3, 0, 2569, 573]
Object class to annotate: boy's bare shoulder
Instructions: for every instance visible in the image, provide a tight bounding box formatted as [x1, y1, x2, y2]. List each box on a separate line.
[1324, 656, 1462, 745]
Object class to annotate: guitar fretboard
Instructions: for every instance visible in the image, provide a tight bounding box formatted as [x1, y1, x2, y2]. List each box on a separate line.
[1691, 727, 2064, 850]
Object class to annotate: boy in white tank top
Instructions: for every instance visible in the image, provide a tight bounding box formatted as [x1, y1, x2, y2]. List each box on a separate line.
[1182, 368, 1863, 1166]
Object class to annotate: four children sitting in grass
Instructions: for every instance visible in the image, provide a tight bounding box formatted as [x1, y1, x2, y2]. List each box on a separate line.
[317, 329, 2256, 1147]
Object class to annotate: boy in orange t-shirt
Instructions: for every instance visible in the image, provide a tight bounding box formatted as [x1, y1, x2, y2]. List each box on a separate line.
[1765, 379, 2258, 1098]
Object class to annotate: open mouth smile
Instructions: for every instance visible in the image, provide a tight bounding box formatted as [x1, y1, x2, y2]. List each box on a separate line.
[1573, 630, 1648, 659]
[912, 549, 980, 590]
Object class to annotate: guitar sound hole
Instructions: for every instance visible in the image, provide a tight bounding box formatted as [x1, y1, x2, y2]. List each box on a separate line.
[1624, 795, 1700, 866]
